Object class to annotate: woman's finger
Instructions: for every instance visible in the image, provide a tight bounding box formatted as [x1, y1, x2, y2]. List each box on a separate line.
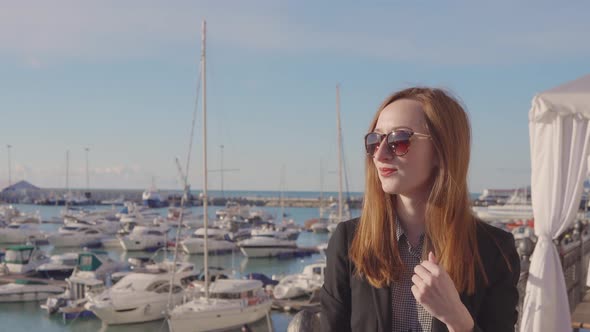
[413, 265, 432, 285]
[411, 273, 425, 289]
[420, 260, 440, 277]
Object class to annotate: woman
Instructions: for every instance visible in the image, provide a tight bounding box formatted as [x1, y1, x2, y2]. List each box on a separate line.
[321, 87, 520, 332]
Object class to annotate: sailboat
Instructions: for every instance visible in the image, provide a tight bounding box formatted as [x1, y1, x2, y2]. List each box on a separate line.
[312, 86, 351, 234]
[167, 20, 272, 332]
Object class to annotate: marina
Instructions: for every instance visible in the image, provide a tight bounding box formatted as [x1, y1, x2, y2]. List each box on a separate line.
[0, 192, 588, 331]
[0, 202, 341, 331]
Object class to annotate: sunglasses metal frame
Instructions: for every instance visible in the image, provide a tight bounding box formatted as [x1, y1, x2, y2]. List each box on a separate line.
[364, 130, 431, 157]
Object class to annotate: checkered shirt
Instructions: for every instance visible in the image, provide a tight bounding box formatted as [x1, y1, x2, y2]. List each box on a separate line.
[391, 221, 433, 332]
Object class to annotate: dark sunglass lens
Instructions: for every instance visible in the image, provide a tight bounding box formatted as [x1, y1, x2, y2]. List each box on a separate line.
[365, 133, 382, 155]
[388, 131, 412, 156]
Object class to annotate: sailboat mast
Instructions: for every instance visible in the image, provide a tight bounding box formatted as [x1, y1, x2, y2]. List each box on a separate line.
[66, 150, 70, 210]
[201, 19, 210, 300]
[319, 158, 324, 218]
[280, 165, 285, 223]
[336, 85, 343, 222]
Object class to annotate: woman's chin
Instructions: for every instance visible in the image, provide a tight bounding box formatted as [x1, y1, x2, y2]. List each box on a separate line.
[380, 181, 402, 195]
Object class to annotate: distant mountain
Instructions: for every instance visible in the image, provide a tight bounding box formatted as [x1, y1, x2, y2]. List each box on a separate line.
[1, 180, 40, 192]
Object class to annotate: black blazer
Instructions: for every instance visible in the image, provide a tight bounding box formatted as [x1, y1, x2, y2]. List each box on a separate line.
[320, 218, 520, 332]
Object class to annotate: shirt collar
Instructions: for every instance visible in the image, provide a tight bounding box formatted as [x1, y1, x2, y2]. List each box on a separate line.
[395, 218, 405, 241]
[395, 216, 425, 244]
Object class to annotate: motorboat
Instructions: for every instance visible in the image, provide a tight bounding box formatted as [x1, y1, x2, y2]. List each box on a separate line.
[0, 245, 49, 275]
[64, 214, 120, 235]
[36, 252, 79, 280]
[41, 250, 129, 318]
[0, 205, 41, 225]
[272, 261, 325, 299]
[47, 225, 105, 248]
[238, 236, 298, 258]
[166, 207, 205, 228]
[0, 221, 45, 244]
[251, 224, 300, 241]
[86, 261, 199, 325]
[181, 227, 236, 255]
[119, 225, 170, 251]
[0, 279, 64, 302]
[472, 188, 533, 222]
[215, 202, 251, 221]
[247, 208, 274, 223]
[101, 235, 124, 249]
[214, 219, 252, 242]
[167, 279, 272, 332]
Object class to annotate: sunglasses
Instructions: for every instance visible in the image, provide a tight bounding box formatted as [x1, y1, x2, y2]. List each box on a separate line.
[364, 130, 430, 157]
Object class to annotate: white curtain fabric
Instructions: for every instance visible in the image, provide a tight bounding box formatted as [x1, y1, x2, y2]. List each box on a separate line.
[520, 74, 590, 332]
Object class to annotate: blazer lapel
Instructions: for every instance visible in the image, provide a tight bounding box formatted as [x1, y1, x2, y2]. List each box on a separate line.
[371, 284, 392, 331]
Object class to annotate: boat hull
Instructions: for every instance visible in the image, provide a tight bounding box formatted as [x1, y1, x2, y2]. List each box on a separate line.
[168, 301, 271, 332]
[181, 239, 236, 255]
[239, 245, 298, 258]
[48, 235, 102, 248]
[37, 268, 75, 280]
[0, 285, 64, 303]
[89, 295, 183, 325]
[120, 237, 166, 251]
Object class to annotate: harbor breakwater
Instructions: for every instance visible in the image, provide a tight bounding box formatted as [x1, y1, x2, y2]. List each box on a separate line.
[0, 188, 365, 209]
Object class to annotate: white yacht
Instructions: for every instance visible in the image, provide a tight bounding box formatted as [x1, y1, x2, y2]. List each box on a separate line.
[181, 228, 236, 255]
[101, 235, 124, 249]
[238, 236, 298, 258]
[119, 225, 170, 251]
[247, 208, 274, 222]
[86, 261, 199, 325]
[166, 208, 206, 228]
[272, 261, 326, 299]
[167, 279, 272, 332]
[473, 188, 533, 222]
[251, 224, 300, 241]
[0, 221, 45, 244]
[0, 245, 49, 275]
[36, 252, 79, 280]
[64, 215, 120, 235]
[214, 219, 252, 242]
[41, 250, 129, 318]
[0, 279, 64, 302]
[215, 202, 251, 221]
[47, 225, 105, 248]
[3, 207, 42, 225]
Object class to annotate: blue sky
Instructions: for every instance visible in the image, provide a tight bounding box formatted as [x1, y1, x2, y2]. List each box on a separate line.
[1, 1, 589, 193]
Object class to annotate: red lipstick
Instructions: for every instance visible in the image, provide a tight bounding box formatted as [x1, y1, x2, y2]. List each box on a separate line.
[379, 167, 397, 176]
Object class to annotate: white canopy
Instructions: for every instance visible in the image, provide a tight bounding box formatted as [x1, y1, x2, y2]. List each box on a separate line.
[520, 74, 590, 332]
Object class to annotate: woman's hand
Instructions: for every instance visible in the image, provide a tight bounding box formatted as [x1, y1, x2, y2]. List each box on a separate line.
[411, 252, 474, 332]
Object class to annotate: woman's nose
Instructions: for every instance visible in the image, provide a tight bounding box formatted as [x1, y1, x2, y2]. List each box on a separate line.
[374, 139, 394, 162]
